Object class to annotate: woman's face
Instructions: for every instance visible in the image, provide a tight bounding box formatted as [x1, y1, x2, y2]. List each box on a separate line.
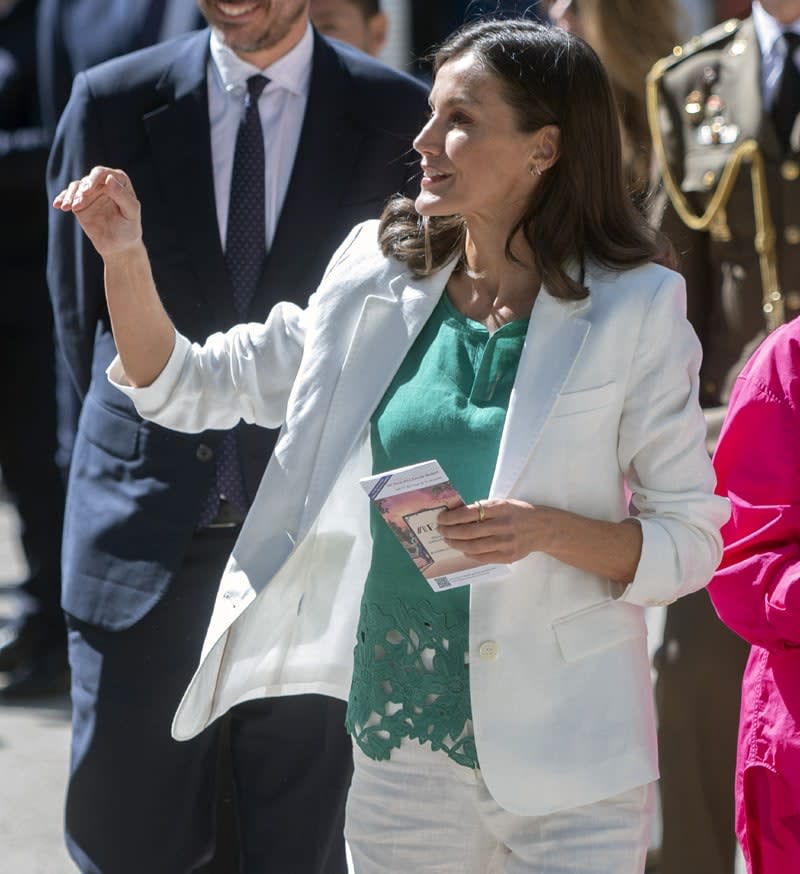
[413, 54, 540, 226]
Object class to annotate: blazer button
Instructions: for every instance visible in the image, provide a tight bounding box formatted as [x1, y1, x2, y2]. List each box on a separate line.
[478, 641, 499, 661]
[196, 443, 214, 462]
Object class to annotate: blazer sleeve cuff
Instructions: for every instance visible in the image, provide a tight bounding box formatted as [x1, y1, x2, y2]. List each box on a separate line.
[617, 505, 726, 608]
[617, 519, 677, 606]
[106, 332, 191, 416]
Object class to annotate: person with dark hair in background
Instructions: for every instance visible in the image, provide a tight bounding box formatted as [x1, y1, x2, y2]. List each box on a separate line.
[648, 2, 800, 872]
[0, 0, 67, 700]
[310, 0, 387, 56]
[55, 19, 727, 873]
[46, 0, 427, 871]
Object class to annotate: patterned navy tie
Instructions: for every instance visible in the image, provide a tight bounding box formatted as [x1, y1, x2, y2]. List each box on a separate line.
[773, 32, 800, 151]
[199, 74, 269, 525]
[226, 74, 269, 314]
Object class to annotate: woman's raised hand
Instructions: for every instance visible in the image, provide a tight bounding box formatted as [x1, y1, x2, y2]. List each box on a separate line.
[54, 166, 175, 387]
[53, 167, 142, 260]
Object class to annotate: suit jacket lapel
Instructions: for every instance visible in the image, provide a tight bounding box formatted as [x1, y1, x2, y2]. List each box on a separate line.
[142, 30, 237, 328]
[491, 286, 591, 498]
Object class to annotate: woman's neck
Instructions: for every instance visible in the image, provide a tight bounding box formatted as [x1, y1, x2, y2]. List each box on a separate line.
[447, 224, 541, 331]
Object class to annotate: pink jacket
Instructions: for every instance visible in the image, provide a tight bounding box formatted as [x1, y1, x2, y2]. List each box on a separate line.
[708, 319, 800, 866]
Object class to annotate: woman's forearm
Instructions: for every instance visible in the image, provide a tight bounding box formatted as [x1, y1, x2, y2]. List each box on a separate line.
[104, 242, 176, 387]
[439, 499, 643, 584]
[534, 508, 643, 585]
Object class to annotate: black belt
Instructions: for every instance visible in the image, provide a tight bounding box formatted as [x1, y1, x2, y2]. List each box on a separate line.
[202, 498, 246, 529]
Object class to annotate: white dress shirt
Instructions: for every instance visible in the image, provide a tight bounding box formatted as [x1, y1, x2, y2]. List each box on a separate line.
[752, 1, 800, 109]
[207, 23, 314, 252]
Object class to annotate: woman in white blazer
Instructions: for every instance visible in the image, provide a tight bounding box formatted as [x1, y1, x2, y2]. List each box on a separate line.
[54, 19, 728, 874]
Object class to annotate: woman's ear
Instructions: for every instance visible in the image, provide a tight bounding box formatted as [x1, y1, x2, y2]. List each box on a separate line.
[530, 125, 561, 173]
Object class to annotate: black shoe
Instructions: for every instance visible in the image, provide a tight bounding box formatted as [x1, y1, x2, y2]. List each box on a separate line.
[0, 649, 70, 700]
[0, 619, 42, 673]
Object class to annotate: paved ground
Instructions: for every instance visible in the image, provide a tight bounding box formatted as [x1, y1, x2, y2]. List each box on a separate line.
[0, 497, 74, 873]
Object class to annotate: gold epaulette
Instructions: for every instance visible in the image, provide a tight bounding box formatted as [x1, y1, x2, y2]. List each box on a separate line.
[645, 15, 783, 332]
[653, 18, 742, 79]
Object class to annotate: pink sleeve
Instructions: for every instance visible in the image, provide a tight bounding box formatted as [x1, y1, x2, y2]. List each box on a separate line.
[708, 369, 800, 651]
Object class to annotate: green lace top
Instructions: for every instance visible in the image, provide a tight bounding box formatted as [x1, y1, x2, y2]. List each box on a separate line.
[345, 291, 529, 769]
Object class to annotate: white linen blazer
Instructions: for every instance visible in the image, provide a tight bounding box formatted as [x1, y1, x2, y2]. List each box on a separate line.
[109, 220, 729, 816]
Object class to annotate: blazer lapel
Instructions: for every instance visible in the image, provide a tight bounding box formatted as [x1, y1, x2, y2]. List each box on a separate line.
[490, 287, 591, 499]
[142, 30, 237, 328]
[299, 260, 458, 533]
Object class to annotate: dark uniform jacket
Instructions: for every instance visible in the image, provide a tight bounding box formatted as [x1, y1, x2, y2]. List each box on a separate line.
[652, 16, 800, 414]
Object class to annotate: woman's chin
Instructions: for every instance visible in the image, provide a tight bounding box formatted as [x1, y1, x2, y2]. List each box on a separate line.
[414, 193, 454, 218]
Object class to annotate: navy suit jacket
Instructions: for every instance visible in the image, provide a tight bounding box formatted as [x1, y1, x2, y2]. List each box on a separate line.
[36, 0, 206, 136]
[47, 28, 429, 630]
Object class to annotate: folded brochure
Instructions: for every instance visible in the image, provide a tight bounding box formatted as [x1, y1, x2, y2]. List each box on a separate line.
[360, 459, 510, 591]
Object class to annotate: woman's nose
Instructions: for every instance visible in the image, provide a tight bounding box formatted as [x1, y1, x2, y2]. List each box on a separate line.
[413, 118, 439, 156]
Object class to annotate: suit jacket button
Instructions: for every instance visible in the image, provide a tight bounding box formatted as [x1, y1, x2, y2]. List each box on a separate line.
[785, 291, 800, 311]
[781, 160, 800, 181]
[479, 641, 499, 661]
[196, 443, 214, 462]
[784, 225, 800, 246]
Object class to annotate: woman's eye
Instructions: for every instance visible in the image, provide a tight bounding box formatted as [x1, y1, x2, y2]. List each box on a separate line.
[450, 112, 471, 125]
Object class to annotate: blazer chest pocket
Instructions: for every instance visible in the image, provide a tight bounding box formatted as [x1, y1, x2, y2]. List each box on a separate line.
[552, 599, 646, 662]
[550, 381, 617, 419]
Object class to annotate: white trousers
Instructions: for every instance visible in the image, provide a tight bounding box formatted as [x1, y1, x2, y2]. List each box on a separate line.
[345, 741, 655, 874]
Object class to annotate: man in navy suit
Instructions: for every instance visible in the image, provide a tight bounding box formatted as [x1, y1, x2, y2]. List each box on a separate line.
[46, 1, 427, 870]
[36, 0, 205, 479]
[0, 1, 209, 703]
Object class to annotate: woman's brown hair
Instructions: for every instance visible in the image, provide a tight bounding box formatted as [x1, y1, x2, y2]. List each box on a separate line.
[379, 18, 672, 299]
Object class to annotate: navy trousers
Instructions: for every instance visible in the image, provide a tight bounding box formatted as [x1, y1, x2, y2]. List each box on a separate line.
[65, 526, 352, 873]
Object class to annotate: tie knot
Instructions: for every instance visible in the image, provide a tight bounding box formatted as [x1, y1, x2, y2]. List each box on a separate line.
[246, 74, 269, 100]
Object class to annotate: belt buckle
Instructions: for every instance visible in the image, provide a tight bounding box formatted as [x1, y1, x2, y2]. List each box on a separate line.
[204, 498, 245, 529]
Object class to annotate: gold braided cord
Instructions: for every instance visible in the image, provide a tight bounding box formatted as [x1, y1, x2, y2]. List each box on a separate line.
[646, 58, 784, 330]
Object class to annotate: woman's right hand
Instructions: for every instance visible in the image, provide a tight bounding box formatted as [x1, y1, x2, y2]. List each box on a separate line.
[54, 166, 176, 388]
[53, 166, 142, 261]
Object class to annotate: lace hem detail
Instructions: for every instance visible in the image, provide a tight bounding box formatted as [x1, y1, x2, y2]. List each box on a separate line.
[346, 597, 478, 769]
